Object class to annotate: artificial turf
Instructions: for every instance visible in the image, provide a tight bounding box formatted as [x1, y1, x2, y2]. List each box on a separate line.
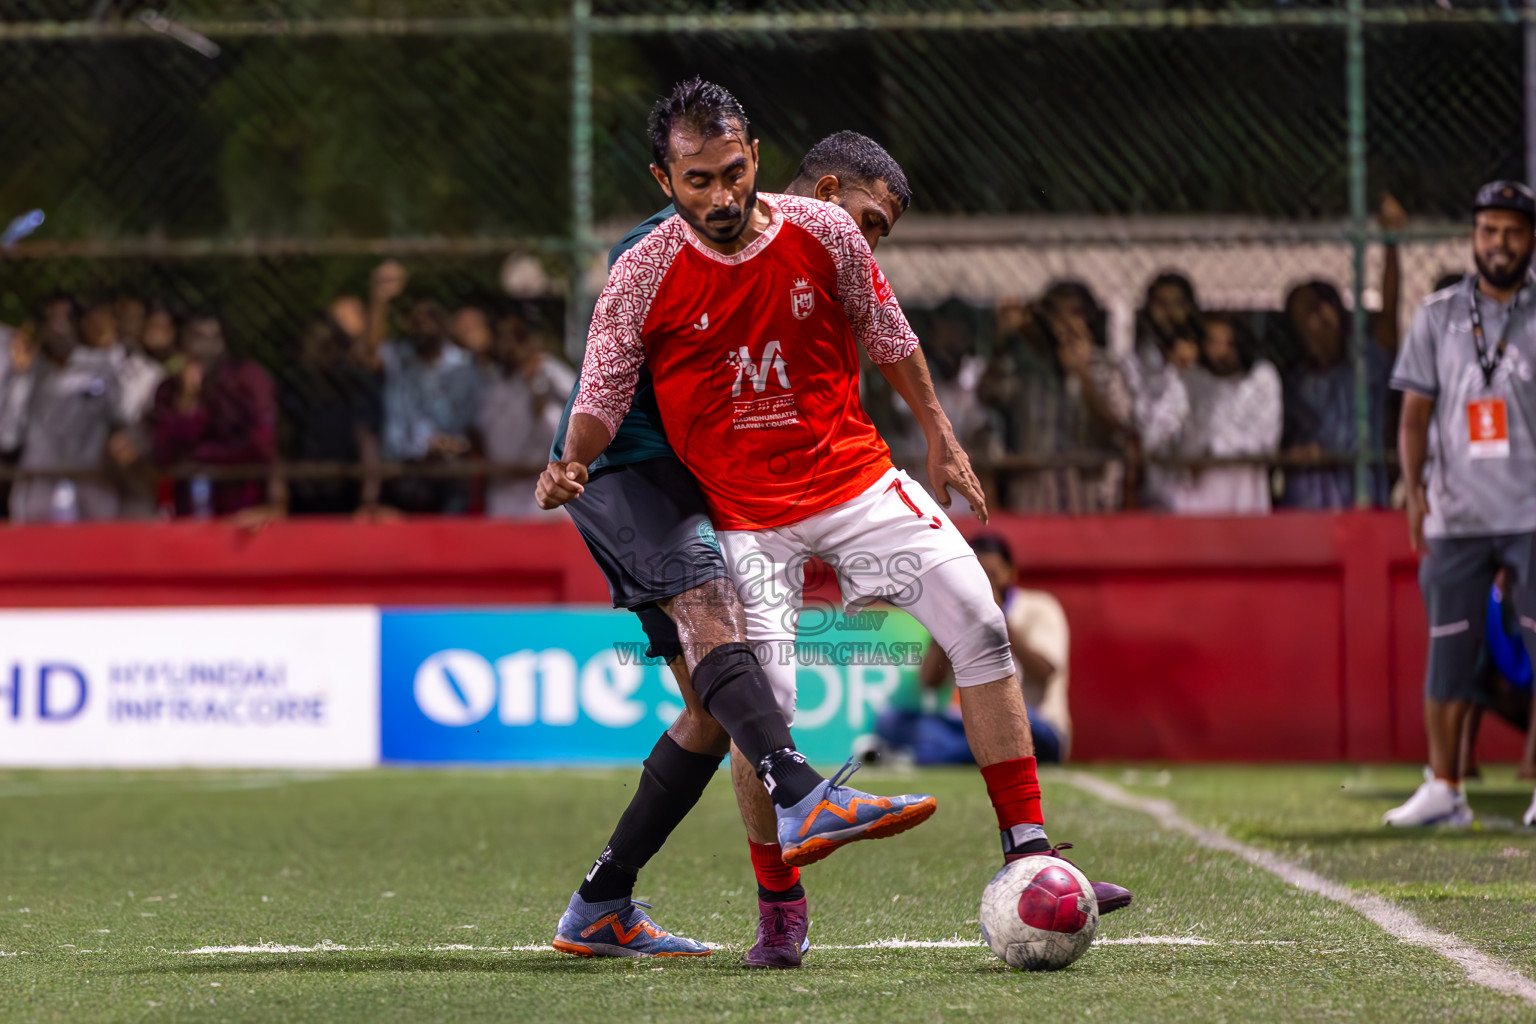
[0, 764, 1532, 1023]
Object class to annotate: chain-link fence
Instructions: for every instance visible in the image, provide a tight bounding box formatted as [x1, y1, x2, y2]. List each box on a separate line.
[0, 1, 1529, 519]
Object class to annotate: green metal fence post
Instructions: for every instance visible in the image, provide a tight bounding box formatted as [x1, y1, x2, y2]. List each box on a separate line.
[1347, 0, 1371, 507]
[567, 0, 594, 362]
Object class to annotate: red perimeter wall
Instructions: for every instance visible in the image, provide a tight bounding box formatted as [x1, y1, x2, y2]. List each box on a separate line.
[0, 511, 1514, 764]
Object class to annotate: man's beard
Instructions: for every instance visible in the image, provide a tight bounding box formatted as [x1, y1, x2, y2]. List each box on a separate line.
[1475, 247, 1534, 290]
[685, 188, 758, 244]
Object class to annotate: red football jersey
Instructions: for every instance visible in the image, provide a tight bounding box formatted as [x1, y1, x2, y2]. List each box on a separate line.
[574, 193, 919, 530]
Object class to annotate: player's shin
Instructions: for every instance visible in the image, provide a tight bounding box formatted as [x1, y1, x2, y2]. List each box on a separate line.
[692, 642, 823, 807]
[960, 677, 1052, 857]
[577, 730, 724, 903]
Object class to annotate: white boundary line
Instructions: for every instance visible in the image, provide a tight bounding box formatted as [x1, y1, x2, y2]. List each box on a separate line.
[1060, 771, 1536, 1008]
[154, 935, 1214, 956]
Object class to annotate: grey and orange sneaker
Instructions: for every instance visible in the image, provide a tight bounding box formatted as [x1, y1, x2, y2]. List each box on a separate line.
[552, 893, 710, 958]
[1006, 842, 1134, 915]
[742, 897, 810, 969]
[776, 759, 937, 868]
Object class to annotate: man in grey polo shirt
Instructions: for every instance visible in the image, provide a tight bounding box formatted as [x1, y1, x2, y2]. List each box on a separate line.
[1387, 180, 1536, 827]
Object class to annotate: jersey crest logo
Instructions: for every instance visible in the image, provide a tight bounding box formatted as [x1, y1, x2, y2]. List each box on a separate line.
[790, 277, 815, 320]
[728, 340, 791, 397]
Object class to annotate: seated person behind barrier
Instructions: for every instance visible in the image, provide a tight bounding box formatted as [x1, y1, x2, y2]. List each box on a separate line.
[1459, 575, 1536, 781]
[871, 534, 1072, 763]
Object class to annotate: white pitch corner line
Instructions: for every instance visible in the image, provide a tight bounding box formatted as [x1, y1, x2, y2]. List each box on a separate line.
[1060, 771, 1536, 1009]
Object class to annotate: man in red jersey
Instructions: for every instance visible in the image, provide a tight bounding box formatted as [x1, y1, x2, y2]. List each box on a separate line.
[546, 78, 1132, 967]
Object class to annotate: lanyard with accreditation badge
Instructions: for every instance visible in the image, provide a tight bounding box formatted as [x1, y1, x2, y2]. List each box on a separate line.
[1467, 280, 1513, 459]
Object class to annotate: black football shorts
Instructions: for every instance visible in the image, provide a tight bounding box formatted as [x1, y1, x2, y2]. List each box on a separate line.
[562, 455, 729, 661]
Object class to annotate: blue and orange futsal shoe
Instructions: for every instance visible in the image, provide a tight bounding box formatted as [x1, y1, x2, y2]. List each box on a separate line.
[552, 894, 711, 958]
[776, 759, 938, 868]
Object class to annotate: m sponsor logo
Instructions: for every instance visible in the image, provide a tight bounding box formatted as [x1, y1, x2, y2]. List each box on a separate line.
[728, 340, 791, 397]
[726, 340, 798, 430]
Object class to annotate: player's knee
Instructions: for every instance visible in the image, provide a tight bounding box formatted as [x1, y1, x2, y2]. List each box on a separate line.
[672, 577, 749, 649]
[667, 707, 730, 758]
[948, 599, 1015, 688]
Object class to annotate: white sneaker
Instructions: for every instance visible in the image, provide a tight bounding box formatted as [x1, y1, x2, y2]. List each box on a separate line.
[1523, 790, 1536, 827]
[1383, 778, 1473, 827]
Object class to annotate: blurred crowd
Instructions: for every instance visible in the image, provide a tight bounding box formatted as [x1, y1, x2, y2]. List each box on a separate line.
[873, 199, 1429, 516]
[0, 259, 573, 524]
[0, 235, 1437, 524]
[872, 267, 1410, 517]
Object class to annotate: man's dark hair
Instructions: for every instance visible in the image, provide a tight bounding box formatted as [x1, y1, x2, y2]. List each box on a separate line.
[179, 306, 232, 343]
[648, 77, 751, 170]
[1143, 272, 1197, 312]
[969, 533, 1015, 568]
[788, 131, 913, 212]
[38, 290, 79, 320]
[1042, 278, 1108, 349]
[1283, 280, 1348, 344]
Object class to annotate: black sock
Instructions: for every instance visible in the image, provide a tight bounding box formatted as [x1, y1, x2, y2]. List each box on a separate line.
[759, 881, 806, 904]
[756, 748, 823, 808]
[577, 733, 723, 903]
[691, 647, 823, 810]
[690, 644, 823, 807]
[691, 643, 793, 763]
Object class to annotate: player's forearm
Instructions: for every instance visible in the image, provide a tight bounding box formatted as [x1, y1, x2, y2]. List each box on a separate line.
[1399, 392, 1433, 495]
[877, 351, 955, 444]
[563, 412, 614, 468]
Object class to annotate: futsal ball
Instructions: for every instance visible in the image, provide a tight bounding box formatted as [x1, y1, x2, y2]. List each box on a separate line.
[978, 855, 1099, 971]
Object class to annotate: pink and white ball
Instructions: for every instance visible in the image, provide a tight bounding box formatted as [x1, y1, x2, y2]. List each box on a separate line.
[978, 856, 1099, 970]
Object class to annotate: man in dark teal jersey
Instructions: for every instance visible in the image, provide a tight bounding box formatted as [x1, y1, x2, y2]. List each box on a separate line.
[545, 129, 915, 967]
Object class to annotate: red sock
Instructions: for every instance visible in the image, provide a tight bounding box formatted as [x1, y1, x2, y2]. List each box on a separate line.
[980, 756, 1044, 831]
[749, 840, 800, 893]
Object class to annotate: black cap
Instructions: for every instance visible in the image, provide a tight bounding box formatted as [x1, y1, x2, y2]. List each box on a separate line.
[1474, 180, 1536, 220]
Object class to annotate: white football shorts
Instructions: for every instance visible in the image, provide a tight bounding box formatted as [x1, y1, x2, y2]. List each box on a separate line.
[718, 465, 1017, 719]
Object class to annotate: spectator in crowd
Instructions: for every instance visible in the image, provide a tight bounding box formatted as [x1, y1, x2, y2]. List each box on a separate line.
[868, 534, 1072, 763]
[980, 281, 1133, 514]
[140, 299, 181, 372]
[5, 305, 130, 523]
[0, 322, 36, 515]
[150, 311, 277, 518]
[363, 272, 483, 514]
[328, 293, 368, 352]
[882, 301, 1002, 514]
[278, 313, 385, 516]
[480, 305, 576, 518]
[450, 301, 494, 368]
[1127, 273, 1202, 509]
[114, 293, 146, 350]
[79, 297, 164, 430]
[1169, 312, 1283, 514]
[1277, 280, 1390, 508]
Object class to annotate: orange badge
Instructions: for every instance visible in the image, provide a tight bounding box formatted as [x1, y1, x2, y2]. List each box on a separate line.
[1468, 397, 1510, 459]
